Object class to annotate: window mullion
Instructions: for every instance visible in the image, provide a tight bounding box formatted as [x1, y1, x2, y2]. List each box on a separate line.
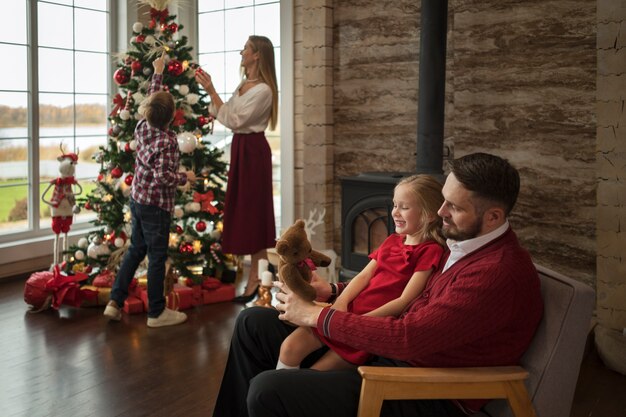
[28, 0, 40, 232]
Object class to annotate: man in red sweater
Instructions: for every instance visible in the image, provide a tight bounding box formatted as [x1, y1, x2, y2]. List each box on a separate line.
[211, 153, 543, 417]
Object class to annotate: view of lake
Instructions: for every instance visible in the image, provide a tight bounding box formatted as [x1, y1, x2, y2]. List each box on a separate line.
[0, 126, 106, 180]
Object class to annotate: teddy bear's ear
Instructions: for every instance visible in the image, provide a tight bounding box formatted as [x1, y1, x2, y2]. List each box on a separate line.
[294, 219, 305, 229]
[276, 240, 288, 252]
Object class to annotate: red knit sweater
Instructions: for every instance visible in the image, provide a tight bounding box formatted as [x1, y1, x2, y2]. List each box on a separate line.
[317, 228, 543, 413]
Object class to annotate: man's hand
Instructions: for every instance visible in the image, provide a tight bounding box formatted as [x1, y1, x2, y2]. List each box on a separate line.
[274, 281, 324, 327]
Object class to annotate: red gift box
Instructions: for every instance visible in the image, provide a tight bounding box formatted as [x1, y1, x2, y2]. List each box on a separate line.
[80, 285, 111, 307]
[202, 283, 235, 304]
[92, 270, 115, 287]
[123, 296, 144, 314]
[140, 283, 193, 311]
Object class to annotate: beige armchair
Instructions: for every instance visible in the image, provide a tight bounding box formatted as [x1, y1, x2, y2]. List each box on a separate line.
[357, 264, 595, 417]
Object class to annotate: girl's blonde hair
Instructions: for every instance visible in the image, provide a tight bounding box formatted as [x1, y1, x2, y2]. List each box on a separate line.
[244, 35, 278, 130]
[395, 174, 445, 246]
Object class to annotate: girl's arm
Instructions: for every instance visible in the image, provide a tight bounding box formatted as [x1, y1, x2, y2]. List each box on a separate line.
[363, 268, 433, 318]
[332, 259, 377, 311]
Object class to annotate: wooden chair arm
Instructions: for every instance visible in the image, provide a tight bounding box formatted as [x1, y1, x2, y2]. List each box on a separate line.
[357, 366, 536, 417]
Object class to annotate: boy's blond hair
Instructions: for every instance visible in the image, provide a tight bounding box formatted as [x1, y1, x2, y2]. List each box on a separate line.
[140, 91, 175, 131]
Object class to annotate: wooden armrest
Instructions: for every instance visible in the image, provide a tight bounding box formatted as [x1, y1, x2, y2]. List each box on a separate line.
[357, 366, 536, 417]
[358, 365, 529, 384]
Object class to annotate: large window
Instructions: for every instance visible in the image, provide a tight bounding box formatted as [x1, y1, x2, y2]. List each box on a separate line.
[197, 0, 282, 230]
[0, 0, 110, 241]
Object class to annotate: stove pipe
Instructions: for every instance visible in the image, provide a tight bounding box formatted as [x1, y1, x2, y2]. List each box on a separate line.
[416, 0, 448, 177]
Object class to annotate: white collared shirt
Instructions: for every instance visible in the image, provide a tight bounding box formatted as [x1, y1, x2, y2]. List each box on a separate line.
[442, 220, 510, 272]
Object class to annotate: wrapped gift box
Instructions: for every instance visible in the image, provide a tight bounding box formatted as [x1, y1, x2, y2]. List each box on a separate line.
[140, 283, 193, 311]
[80, 285, 111, 307]
[202, 284, 235, 304]
[123, 296, 144, 314]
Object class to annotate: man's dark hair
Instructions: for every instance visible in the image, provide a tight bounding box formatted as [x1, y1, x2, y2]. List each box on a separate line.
[450, 153, 520, 216]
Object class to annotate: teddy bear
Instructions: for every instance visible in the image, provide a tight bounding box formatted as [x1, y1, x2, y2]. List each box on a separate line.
[275, 219, 332, 301]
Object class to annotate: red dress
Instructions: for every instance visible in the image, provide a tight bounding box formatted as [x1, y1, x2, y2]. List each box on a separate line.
[316, 234, 444, 364]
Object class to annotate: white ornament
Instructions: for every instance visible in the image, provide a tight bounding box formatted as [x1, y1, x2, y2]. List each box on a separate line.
[184, 202, 201, 213]
[87, 242, 111, 259]
[210, 230, 221, 240]
[178, 85, 189, 96]
[177, 132, 197, 153]
[186, 93, 199, 105]
[145, 35, 156, 45]
[119, 109, 131, 120]
[114, 237, 125, 248]
[77, 237, 89, 249]
[75, 250, 85, 261]
[132, 22, 143, 33]
[174, 206, 184, 218]
[129, 140, 137, 151]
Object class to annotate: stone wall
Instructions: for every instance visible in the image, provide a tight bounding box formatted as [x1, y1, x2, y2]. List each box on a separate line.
[294, 1, 625, 352]
[595, 0, 626, 374]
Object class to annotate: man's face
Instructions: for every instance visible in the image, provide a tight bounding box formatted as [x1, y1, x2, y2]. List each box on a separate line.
[437, 173, 484, 241]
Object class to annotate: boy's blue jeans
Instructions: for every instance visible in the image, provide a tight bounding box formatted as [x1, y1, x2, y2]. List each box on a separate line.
[110, 199, 171, 318]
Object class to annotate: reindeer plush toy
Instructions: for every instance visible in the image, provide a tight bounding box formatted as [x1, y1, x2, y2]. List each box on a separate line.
[41, 145, 83, 266]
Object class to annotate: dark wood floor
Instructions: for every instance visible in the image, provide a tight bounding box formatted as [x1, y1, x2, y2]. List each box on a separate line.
[1, 273, 625, 417]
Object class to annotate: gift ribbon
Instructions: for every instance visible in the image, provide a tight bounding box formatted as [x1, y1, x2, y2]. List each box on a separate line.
[297, 258, 317, 271]
[45, 265, 96, 309]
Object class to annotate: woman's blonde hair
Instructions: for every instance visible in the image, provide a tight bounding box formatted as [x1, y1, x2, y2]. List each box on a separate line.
[395, 174, 445, 246]
[244, 35, 278, 130]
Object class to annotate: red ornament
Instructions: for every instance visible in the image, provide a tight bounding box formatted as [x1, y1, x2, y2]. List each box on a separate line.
[84, 202, 92, 210]
[124, 174, 134, 186]
[168, 23, 178, 33]
[135, 34, 145, 43]
[124, 142, 132, 152]
[130, 60, 142, 73]
[149, 19, 156, 29]
[185, 278, 193, 286]
[197, 116, 208, 127]
[97, 173, 104, 182]
[167, 59, 184, 76]
[114, 68, 130, 85]
[195, 221, 207, 232]
[111, 167, 123, 178]
[179, 242, 193, 254]
[175, 225, 183, 234]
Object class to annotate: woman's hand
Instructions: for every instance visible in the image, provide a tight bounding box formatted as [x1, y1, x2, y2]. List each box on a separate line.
[195, 69, 215, 94]
[274, 281, 324, 327]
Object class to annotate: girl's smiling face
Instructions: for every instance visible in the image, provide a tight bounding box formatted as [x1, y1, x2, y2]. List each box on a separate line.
[392, 183, 426, 243]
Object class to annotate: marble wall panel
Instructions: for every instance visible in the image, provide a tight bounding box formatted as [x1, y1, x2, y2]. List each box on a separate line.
[451, 0, 597, 281]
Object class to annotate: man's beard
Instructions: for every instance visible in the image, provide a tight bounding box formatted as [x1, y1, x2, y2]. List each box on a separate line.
[442, 216, 483, 241]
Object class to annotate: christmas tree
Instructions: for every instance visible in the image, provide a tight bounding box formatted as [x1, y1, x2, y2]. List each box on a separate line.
[64, 2, 230, 285]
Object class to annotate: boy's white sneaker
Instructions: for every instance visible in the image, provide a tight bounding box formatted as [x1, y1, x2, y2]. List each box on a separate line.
[147, 308, 187, 328]
[103, 300, 122, 321]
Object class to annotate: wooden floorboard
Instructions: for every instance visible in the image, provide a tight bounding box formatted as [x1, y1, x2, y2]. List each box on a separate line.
[1, 273, 626, 417]
[0, 276, 244, 417]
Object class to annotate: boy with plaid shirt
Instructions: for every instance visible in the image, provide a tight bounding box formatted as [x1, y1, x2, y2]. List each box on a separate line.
[104, 53, 195, 327]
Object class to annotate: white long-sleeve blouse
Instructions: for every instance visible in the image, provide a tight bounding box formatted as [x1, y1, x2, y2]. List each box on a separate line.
[209, 82, 273, 134]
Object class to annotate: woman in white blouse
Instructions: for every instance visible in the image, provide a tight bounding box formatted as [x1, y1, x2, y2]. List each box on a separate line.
[196, 35, 278, 302]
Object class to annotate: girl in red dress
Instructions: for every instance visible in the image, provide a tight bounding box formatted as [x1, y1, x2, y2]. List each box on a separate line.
[277, 174, 446, 370]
